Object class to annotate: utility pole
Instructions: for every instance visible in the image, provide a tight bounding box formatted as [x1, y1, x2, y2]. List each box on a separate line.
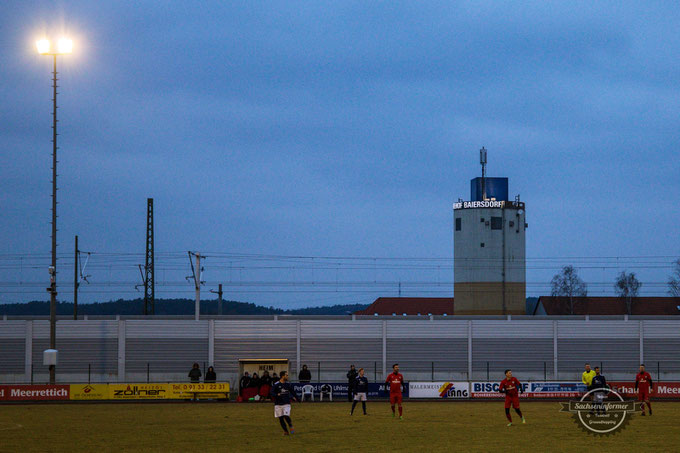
[188, 252, 203, 321]
[73, 238, 90, 320]
[73, 235, 78, 320]
[210, 284, 223, 316]
[195, 253, 201, 320]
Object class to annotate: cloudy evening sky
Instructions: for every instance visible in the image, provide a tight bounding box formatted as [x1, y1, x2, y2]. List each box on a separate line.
[1, 1, 679, 308]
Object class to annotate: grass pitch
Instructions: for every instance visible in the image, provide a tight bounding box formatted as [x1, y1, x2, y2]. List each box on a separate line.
[2, 401, 678, 453]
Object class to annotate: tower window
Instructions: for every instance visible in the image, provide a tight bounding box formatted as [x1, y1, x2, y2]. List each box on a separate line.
[455, 218, 461, 231]
[491, 216, 502, 230]
[480, 242, 485, 247]
[480, 217, 485, 223]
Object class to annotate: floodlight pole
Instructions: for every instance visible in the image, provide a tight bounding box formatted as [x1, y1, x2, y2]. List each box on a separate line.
[49, 53, 58, 385]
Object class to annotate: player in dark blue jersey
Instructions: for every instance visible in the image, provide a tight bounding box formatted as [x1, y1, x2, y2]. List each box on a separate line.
[270, 371, 299, 435]
[351, 368, 369, 415]
[590, 366, 609, 415]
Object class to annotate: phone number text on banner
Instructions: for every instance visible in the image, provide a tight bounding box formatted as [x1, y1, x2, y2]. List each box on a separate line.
[170, 383, 230, 399]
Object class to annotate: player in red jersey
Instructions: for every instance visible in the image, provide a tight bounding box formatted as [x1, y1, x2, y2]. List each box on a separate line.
[499, 369, 525, 426]
[635, 364, 654, 416]
[385, 363, 405, 420]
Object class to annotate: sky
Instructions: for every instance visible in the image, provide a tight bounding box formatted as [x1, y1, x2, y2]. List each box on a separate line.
[1, 1, 679, 308]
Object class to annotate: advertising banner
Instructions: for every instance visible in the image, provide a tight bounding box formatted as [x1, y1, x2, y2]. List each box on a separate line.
[108, 383, 169, 400]
[471, 381, 586, 398]
[169, 383, 230, 399]
[70, 384, 109, 400]
[0, 385, 70, 401]
[529, 382, 586, 398]
[609, 381, 680, 399]
[471, 381, 530, 398]
[1, 383, 235, 401]
[409, 382, 470, 399]
[291, 382, 408, 399]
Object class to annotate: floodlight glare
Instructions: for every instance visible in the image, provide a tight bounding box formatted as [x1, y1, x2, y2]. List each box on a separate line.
[36, 39, 51, 54]
[57, 38, 73, 54]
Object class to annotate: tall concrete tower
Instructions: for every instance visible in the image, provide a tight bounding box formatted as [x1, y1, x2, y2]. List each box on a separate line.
[453, 148, 526, 315]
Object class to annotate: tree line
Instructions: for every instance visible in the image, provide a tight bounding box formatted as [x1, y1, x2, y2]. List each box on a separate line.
[0, 298, 369, 317]
[551, 258, 680, 314]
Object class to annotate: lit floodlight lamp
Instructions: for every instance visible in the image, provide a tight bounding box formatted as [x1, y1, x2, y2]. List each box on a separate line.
[36, 38, 73, 55]
[36, 39, 50, 54]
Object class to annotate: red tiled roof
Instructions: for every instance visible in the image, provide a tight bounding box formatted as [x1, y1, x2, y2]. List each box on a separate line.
[354, 297, 454, 315]
[536, 296, 680, 315]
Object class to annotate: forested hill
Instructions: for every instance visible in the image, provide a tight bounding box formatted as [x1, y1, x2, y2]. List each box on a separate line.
[0, 299, 369, 316]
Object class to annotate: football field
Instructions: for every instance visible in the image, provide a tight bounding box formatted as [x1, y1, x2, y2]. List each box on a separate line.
[1, 401, 678, 452]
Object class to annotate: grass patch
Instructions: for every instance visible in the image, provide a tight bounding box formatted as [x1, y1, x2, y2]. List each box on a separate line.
[1, 401, 678, 452]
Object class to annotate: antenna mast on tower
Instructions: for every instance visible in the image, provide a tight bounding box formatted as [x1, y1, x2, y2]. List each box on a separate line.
[480, 146, 487, 200]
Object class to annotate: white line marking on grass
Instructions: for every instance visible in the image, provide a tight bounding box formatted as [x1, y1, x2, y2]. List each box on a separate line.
[0, 423, 23, 431]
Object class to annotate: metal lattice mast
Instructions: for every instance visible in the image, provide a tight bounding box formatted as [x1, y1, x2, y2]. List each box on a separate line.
[144, 198, 155, 315]
[48, 54, 59, 384]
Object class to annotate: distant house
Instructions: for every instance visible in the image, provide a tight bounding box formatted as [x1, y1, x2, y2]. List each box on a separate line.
[533, 296, 680, 316]
[353, 297, 454, 316]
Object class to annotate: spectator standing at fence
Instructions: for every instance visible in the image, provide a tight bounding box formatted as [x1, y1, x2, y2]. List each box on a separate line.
[298, 364, 312, 383]
[350, 368, 369, 415]
[272, 372, 279, 383]
[205, 366, 216, 383]
[347, 364, 358, 402]
[239, 372, 251, 397]
[188, 363, 202, 383]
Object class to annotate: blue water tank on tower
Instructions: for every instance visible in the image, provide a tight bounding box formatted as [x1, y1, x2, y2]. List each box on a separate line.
[470, 177, 509, 201]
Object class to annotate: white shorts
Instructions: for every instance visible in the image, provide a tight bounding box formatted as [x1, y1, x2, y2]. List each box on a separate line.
[354, 392, 367, 401]
[274, 404, 291, 418]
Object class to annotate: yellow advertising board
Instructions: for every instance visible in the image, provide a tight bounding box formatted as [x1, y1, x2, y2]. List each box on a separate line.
[108, 383, 170, 400]
[66, 383, 231, 400]
[70, 384, 109, 400]
[169, 383, 230, 399]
